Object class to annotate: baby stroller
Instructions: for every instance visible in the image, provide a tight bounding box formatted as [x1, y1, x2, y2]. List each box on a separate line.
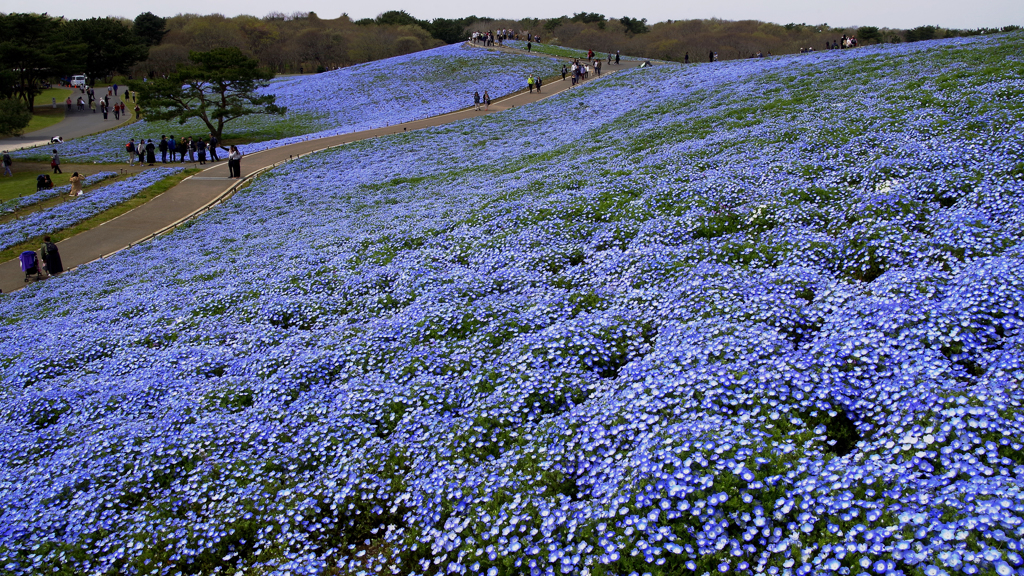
[20, 251, 41, 282]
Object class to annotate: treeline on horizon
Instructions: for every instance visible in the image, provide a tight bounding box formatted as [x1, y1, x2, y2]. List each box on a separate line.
[2, 9, 1021, 94]
[138, 10, 1021, 75]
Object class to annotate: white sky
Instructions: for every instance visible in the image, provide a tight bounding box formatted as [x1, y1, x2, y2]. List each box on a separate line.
[3, 0, 1021, 30]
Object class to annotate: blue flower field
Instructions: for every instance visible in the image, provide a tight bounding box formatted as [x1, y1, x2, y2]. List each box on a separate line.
[1, 33, 1023, 575]
[14, 44, 561, 164]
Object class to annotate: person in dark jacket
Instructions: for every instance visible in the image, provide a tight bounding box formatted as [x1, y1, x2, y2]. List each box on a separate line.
[40, 236, 63, 276]
[158, 136, 168, 163]
[145, 139, 156, 165]
[208, 133, 220, 161]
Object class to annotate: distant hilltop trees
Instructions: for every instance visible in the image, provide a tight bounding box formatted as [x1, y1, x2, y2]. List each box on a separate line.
[2, 10, 1019, 86]
[135, 10, 1021, 76]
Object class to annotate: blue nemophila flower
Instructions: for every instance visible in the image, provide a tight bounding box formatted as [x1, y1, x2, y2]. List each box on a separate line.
[1, 31, 1024, 576]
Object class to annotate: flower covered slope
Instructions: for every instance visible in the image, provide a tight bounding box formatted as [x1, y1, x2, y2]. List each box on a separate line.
[18, 44, 561, 163]
[0, 168, 183, 251]
[2, 33, 1024, 575]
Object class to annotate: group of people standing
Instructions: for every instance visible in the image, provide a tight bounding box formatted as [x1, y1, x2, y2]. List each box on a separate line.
[123, 134, 242, 177]
[471, 29, 535, 46]
[472, 90, 491, 111]
[63, 86, 136, 121]
[125, 134, 223, 166]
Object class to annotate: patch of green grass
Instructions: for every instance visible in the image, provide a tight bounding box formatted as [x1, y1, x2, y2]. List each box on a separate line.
[0, 172, 122, 224]
[34, 87, 72, 107]
[23, 107, 65, 134]
[0, 168, 199, 263]
[0, 170, 73, 203]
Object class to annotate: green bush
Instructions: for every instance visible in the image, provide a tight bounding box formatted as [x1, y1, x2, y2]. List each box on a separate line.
[0, 97, 32, 137]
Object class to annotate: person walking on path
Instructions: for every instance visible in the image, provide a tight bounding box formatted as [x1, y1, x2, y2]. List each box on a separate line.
[126, 139, 137, 166]
[51, 150, 62, 174]
[536, 75, 542, 93]
[615, 51, 620, 65]
[562, 65, 567, 81]
[69, 171, 84, 197]
[528, 75, 535, 93]
[228, 145, 242, 178]
[197, 138, 207, 165]
[208, 134, 220, 162]
[473, 91, 481, 111]
[483, 91, 491, 111]
[145, 139, 156, 165]
[101, 101, 108, 120]
[2, 151, 12, 177]
[40, 236, 63, 277]
[159, 135, 168, 163]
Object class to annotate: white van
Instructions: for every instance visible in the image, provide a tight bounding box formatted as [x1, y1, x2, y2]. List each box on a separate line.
[70, 75, 87, 88]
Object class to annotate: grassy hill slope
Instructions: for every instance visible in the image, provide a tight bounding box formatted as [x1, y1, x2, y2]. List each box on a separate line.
[14, 44, 562, 163]
[1, 33, 1023, 575]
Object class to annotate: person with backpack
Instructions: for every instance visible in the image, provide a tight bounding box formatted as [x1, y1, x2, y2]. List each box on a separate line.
[40, 236, 63, 277]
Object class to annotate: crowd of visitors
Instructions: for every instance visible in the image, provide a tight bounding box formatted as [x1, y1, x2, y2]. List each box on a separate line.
[124, 133, 226, 167]
[470, 30, 540, 46]
[61, 86, 134, 120]
[121, 134, 241, 177]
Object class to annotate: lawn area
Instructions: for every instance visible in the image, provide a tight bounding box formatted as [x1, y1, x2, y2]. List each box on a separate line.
[22, 107, 65, 135]
[33, 86, 72, 108]
[0, 163, 75, 202]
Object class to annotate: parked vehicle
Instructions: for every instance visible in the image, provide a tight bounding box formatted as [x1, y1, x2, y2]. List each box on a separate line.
[70, 75, 87, 88]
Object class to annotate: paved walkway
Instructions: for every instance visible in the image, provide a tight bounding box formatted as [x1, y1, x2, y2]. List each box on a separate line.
[0, 91, 135, 151]
[2, 50, 648, 294]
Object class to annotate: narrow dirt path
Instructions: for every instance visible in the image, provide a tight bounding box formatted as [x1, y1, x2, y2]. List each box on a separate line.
[1, 51, 648, 294]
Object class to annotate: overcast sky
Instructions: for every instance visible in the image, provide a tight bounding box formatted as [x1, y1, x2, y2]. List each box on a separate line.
[4, 0, 1021, 30]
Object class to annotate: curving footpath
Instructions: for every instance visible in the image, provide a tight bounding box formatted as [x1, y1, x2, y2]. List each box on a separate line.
[1, 49, 650, 294]
[0, 92, 136, 151]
